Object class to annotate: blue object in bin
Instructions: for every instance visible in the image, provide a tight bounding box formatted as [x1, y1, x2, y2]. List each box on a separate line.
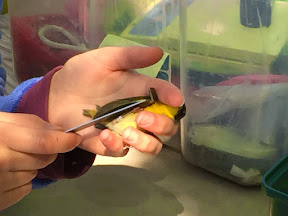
[0, 0, 2, 13]
[0, 67, 6, 96]
[0, 52, 6, 82]
[240, 0, 271, 28]
[262, 154, 288, 216]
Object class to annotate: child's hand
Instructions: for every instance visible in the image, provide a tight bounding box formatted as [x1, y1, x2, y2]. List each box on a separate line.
[48, 46, 184, 157]
[0, 112, 81, 210]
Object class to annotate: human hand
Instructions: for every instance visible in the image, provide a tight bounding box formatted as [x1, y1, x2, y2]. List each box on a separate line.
[48, 46, 184, 157]
[0, 112, 81, 210]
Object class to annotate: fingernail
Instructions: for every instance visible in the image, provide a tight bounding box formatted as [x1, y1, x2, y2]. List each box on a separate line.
[122, 128, 137, 142]
[180, 98, 186, 107]
[136, 112, 154, 127]
[101, 130, 112, 142]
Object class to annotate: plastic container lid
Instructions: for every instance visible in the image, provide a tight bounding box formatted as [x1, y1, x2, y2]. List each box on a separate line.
[262, 154, 288, 200]
[262, 154, 288, 215]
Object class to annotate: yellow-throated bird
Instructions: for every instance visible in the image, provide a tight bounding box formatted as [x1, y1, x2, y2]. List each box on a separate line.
[83, 88, 186, 138]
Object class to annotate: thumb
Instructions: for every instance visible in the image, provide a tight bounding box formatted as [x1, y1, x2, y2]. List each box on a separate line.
[0, 112, 59, 129]
[77, 46, 164, 71]
[4, 123, 82, 154]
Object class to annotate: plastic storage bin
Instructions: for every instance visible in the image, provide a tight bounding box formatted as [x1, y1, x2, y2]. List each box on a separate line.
[8, 0, 87, 82]
[8, 0, 181, 86]
[262, 153, 288, 216]
[180, 0, 288, 186]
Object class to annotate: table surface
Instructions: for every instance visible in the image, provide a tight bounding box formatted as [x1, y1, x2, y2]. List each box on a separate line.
[0, 147, 270, 216]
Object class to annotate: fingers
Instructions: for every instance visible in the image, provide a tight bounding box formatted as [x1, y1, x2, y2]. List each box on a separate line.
[87, 46, 164, 71]
[80, 126, 163, 157]
[122, 127, 162, 155]
[0, 148, 57, 171]
[122, 73, 184, 107]
[99, 130, 129, 156]
[0, 122, 82, 154]
[136, 111, 179, 136]
[145, 78, 185, 107]
[0, 182, 32, 211]
[0, 170, 35, 211]
[79, 130, 129, 157]
[0, 170, 37, 192]
[120, 111, 179, 154]
[80, 111, 179, 156]
[84, 127, 163, 157]
[0, 112, 60, 130]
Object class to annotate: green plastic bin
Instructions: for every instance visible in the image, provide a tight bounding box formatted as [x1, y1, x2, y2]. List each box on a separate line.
[262, 154, 288, 216]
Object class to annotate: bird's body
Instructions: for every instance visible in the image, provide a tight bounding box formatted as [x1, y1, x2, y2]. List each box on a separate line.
[83, 88, 186, 136]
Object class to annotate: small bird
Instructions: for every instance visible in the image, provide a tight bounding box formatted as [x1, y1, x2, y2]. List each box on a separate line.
[83, 88, 186, 136]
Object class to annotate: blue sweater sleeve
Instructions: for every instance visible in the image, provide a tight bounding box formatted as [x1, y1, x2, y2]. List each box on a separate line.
[0, 77, 42, 112]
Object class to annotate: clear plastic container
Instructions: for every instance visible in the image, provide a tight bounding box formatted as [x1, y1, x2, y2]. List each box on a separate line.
[8, 0, 86, 82]
[180, 0, 288, 186]
[8, 0, 181, 87]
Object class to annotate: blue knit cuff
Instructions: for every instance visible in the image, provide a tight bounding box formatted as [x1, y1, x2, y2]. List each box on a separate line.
[32, 178, 57, 189]
[0, 77, 42, 112]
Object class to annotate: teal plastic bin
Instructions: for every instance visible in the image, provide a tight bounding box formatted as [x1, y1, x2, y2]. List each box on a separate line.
[262, 154, 288, 216]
